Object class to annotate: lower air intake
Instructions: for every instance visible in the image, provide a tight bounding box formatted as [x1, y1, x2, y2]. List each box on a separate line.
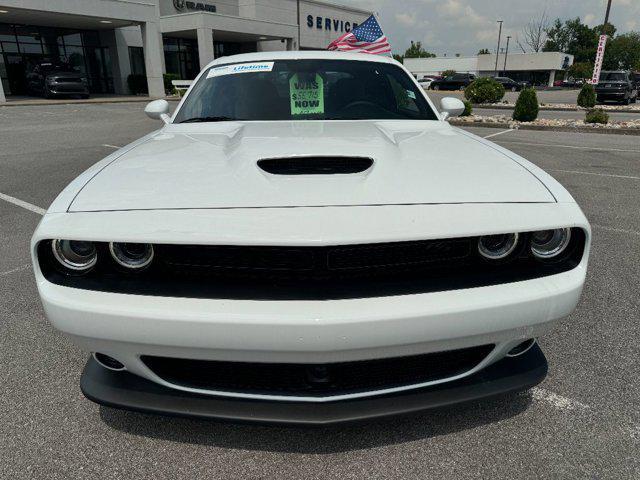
[141, 344, 494, 398]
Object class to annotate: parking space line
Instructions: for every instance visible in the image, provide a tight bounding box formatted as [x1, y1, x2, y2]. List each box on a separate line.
[551, 169, 640, 180]
[102, 144, 122, 149]
[0, 192, 46, 215]
[0, 264, 31, 278]
[495, 140, 640, 154]
[593, 224, 640, 237]
[483, 129, 515, 139]
[531, 387, 589, 411]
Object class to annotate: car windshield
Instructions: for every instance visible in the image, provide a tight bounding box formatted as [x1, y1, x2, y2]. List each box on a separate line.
[174, 59, 439, 123]
[600, 72, 626, 82]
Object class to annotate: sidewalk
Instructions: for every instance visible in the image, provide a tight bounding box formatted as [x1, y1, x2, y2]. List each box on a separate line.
[0, 94, 180, 107]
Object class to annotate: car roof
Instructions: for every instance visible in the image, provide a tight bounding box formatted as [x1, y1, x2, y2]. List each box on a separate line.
[203, 51, 398, 70]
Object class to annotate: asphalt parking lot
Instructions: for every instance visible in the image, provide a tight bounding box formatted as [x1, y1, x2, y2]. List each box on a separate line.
[1, 103, 639, 479]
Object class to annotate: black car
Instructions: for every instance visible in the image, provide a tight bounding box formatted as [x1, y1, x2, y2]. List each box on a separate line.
[26, 62, 90, 99]
[595, 71, 638, 105]
[430, 73, 476, 91]
[492, 76, 526, 92]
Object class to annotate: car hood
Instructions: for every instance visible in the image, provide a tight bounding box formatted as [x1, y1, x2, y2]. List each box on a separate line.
[69, 121, 554, 212]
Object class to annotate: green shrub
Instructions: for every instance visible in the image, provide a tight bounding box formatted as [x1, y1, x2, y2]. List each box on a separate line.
[464, 78, 505, 104]
[585, 108, 609, 124]
[126, 74, 148, 95]
[513, 88, 539, 122]
[577, 83, 596, 108]
[163, 73, 181, 95]
[461, 100, 473, 117]
[441, 69, 457, 78]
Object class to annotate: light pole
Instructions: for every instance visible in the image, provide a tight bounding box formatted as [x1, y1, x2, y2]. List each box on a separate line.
[494, 20, 503, 76]
[503, 36, 511, 75]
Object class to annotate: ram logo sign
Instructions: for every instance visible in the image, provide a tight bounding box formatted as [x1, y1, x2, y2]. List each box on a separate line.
[173, 0, 216, 13]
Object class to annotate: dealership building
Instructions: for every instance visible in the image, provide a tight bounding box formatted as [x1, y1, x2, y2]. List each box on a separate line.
[404, 52, 575, 87]
[0, 0, 372, 102]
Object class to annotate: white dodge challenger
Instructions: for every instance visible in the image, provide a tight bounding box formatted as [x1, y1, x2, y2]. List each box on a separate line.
[32, 52, 590, 424]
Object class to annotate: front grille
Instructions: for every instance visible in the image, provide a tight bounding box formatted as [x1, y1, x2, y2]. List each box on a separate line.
[158, 238, 471, 277]
[38, 229, 587, 300]
[141, 345, 494, 398]
[258, 156, 373, 175]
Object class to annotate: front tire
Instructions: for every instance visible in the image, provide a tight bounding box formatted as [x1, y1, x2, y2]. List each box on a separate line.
[432, 85, 440, 91]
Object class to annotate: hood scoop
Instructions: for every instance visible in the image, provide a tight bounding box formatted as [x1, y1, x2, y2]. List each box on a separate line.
[258, 156, 373, 175]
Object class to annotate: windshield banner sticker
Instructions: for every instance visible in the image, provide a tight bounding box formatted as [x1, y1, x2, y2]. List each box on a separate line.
[206, 62, 275, 79]
[290, 74, 324, 116]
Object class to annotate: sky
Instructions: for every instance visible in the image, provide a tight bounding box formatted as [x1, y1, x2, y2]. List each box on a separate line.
[338, 0, 640, 56]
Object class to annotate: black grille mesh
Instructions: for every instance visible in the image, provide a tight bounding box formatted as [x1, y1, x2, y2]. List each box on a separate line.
[142, 345, 494, 397]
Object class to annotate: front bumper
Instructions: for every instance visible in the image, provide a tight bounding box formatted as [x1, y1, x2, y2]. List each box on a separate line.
[596, 91, 627, 100]
[81, 343, 548, 425]
[49, 84, 89, 95]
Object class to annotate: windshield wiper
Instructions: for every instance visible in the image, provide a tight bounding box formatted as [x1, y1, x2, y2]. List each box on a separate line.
[179, 116, 241, 123]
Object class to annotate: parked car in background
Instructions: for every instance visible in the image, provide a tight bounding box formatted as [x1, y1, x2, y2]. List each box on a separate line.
[562, 78, 584, 88]
[492, 77, 526, 92]
[417, 75, 441, 89]
[430, 73, 476, 91]
[26, 61, 90, 99]
[595, 71, 638, 105]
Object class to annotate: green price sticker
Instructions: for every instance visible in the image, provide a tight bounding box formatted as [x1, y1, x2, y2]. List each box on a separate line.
[290, 74, 324, 116]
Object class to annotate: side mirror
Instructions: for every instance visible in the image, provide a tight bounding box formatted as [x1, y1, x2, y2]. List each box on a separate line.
[144, 99, 171, 124]
[439, 97, 465, 120]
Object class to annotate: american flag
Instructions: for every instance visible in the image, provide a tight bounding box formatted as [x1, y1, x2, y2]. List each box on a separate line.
[327, 15, 391, 55]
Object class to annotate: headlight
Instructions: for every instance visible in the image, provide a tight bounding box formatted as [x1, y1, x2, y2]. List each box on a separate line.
[52, 240, 97, 272]
[477, 233, 519, 260]
[109, 242, 154, 270]
[530, 228, 571, 259]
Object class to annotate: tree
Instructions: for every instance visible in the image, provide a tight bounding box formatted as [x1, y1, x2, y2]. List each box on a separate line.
[477, 48, 491, 55]
[523, 10, 549, 52]
[403, 41, 436, 59]
[568, 62, 594, 80]
[543, 18, 599, 64]
[577, 84, 596, 108]
[392, 54, 404, 64]
[513, 88, 539, 122]
[441, 69, 457, 78]
[603, 32, 640, 70]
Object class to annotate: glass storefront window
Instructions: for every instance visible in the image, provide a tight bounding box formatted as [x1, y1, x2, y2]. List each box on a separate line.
[14, 25, 41, 44]
[1, 42, 19, 53]
[0, 23, 15, 42]
[129, 47, 145, 76]
[163, 37, 200, 80]
[1, 23, 114, 96]
[19, 43, 43, 54]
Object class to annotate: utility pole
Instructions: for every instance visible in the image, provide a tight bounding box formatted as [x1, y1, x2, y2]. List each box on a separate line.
[591, 0, 613, 84]
[494, 20, 503, 76]
[503, 36, 511, 75]
[604, 0, 612, 28]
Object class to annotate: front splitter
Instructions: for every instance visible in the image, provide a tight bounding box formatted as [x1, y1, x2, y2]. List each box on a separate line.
[80, 345, 547, 425]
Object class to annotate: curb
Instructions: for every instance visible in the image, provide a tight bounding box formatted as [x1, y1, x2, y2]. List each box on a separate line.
[449, 120, 640, 136]
[473, 104, 640, 114]
[0, 97, 181, 107]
